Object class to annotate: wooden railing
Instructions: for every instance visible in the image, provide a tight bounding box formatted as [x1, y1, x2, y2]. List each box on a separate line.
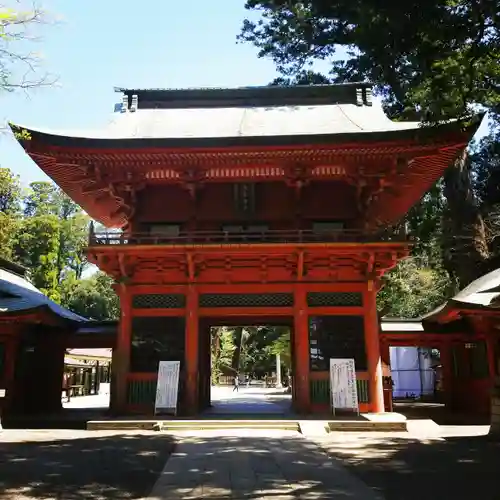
[89, 228, 408, 246]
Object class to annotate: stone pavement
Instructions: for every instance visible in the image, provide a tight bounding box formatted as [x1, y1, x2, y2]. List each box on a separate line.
[207, 386, 292, 415]
[0, 429, 175, 500]
[310, 424, 500, 500]
[146, 430, 383, 499]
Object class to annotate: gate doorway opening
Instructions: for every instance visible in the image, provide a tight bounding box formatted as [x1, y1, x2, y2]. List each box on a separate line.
[198, 317, 294, 416]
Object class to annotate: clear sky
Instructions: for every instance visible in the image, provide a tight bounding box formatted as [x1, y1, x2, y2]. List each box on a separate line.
[1, 0, 284, 184]
[1, 0, 489, 186]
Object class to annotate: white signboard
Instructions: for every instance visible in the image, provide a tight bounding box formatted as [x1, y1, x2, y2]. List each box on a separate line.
[329, 358, 359, 415]
[154, 361, 180, 415]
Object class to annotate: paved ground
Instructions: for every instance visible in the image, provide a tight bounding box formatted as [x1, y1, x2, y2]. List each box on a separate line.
[0, 430, 175, 500]
[208, 385, 292, 415]
[63, 393, 110, 409]
[61, 385, 292, 415]
[2, 424, 500, 499]
[313, 424, 500, 500]
[147, 429, 381, 499]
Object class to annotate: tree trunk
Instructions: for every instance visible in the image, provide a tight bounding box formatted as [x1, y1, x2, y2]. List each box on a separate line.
[442, 150, 489, 287]
[231, 327, 244, 373]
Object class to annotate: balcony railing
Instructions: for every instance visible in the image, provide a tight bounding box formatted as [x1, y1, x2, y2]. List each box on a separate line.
[89, 228, 409, 246]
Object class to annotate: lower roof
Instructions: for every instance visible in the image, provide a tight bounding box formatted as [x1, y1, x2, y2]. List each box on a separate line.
[0, 265, 87, 324]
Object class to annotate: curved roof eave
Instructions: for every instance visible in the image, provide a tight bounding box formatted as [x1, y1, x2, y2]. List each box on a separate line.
[9, 114, 481, 151]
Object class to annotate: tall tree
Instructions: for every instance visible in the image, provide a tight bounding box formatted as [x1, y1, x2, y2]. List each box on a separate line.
[1, 4, 52, 92]
[240, 0, 499, 286]
[0, 167, 21, 260]
[59, 271, 119, 321]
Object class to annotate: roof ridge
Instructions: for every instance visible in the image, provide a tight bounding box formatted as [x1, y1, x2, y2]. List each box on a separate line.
[114, 82, 372, 93]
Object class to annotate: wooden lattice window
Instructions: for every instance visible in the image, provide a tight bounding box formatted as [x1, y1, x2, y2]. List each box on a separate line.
[130, 317, 185, 373]
[309, 315, 367, 371]
[307, 292, 363, 307]
[132, 294, 186, 309]
[199, 293, 293, 308]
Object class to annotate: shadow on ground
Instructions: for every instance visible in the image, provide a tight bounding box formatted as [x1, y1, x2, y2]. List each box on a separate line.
[0, 432, 175, 500]
[146, 434, 377, 499]
[2, 429, 499, 499]
[322, 432, 500, 500]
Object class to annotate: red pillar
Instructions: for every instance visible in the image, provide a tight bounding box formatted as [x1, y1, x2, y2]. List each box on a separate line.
[184, 285, 199, 415]
[486, 335, 497, 379]
[364, 284, 384, 413]
[112, 285, 131, 414]
[294, 285, 310, 413]
[440, 342, 453, 409]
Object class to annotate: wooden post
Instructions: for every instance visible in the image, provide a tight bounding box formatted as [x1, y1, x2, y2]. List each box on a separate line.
[440, 342, 453, 409]
[486, 336, 497, 380]
[363, 284, 384, 413]
[112, 285, 131, 414]
[185, 285, 199, 415]
[293, 285, 310, 413]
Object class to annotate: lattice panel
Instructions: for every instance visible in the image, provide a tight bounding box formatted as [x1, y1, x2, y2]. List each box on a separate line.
[132, 294, 186, 309]
[307, 292, 362, 307]
[130, 317, 185, 373]
[199, 293, 294, 308]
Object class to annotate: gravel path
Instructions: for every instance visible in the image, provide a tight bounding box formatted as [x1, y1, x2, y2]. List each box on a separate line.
[0, 430, 175, 500]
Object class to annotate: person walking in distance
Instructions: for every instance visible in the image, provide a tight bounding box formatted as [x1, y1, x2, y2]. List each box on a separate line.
[233, 375, 239, 392]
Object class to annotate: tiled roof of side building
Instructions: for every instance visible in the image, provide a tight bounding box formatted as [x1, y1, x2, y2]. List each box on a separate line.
[0, 266, 88, 323]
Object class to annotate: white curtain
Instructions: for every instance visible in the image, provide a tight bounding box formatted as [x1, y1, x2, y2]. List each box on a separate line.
[389, 347, 435, 398]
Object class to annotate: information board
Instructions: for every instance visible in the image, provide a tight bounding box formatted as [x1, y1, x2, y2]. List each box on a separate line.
[154, 361, 180, 415]
[329, 358, 359, 415]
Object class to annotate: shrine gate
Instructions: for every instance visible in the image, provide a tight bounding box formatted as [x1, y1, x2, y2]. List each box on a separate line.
[12, 83, 479, 415]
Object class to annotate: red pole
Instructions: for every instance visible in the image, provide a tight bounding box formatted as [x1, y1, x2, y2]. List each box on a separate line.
[364, 284, 384, 413]
[293, 285, 310, 413]
[184, 285, 199, 415]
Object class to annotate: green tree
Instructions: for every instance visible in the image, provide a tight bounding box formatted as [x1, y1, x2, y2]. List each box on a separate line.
[211, 327, 236, 384]
[1, 5, 52, 92]
[0, 168, 21, 260]
[15, 214, 60, 299]
[240, 0, 498, 287]
[60, 271, 119, 321]
[18, 181, 90, 284]
[240, 1, 499, 121]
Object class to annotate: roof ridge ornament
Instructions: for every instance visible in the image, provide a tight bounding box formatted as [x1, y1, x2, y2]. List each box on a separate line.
[356, 88, 363, 106]
[364, 88, 373, 106]
[121, 95, 128, 113]
[130, 94, 138, 113]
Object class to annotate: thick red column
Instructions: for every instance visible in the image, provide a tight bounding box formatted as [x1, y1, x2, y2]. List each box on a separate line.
[486, 335, 497, 379]
[184, 285, 199, 415]
[293, 285, 310, 413]
[440, 342, 453, 409]
[112, 285, 131, 414]
[363, 284, 384, 413]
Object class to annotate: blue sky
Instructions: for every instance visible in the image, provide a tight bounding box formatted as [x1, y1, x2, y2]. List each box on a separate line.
[1, 0, 284, 183]
[1, 0, 489, 186]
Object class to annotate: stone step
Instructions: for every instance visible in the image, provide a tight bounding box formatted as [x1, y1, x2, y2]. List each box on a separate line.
[87, 419, 301, 431]
[87, 417, 408, 432]
[327, 420, 407, 432]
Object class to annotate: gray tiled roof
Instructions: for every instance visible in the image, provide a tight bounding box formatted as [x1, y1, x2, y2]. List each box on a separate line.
[17, 101, 420, 141]
[0, 268, 88, 323]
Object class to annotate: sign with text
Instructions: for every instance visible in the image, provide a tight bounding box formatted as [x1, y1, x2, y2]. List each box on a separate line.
[154, 361, 180, 416]
[329, 358, 359, 415]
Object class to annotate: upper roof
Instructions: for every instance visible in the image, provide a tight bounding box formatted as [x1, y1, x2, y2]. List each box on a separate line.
[13, 83, 431, 146]
[11, 83, 481, 228]
[0, 262, 87, 324]
[116, 82, 375, 109]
